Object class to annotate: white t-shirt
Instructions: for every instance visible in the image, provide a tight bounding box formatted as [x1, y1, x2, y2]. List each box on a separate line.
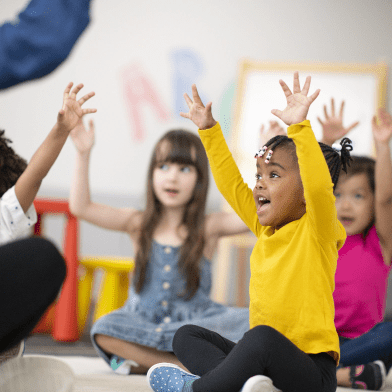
[0, 186, 37, 245]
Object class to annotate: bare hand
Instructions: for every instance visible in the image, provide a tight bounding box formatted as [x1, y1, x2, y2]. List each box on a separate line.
[70, 118, 95, 153]
[271, 72, 320, 126]
[57, 82, 97, 133]
[372, 108, 392, 145]
[180, 84, 217, 130]
[317, 98, 359, 146]
[259, 120, 286, 147]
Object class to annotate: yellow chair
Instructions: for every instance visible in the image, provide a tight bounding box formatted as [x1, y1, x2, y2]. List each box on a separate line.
[78, 256, 135, 333]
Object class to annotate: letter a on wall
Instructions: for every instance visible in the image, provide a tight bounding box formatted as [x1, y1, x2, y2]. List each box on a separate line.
[122, 64, 170, 141]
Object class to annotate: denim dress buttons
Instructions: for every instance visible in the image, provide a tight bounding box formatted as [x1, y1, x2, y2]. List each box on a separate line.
[91, 240, 249, 366]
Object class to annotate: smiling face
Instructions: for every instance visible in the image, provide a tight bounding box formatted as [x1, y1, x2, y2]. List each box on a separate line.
[253, 146, 306, 230]
[334, 173, 375, 235]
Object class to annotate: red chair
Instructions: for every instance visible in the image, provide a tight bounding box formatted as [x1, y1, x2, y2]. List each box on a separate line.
[32, 198, 80, 342]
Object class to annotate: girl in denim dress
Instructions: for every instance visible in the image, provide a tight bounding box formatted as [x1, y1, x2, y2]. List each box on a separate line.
[69, 123, 250, 374]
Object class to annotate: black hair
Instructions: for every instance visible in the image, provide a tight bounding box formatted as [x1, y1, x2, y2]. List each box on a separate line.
[0, 130, 28, 197]
[261, 135, 353, 191]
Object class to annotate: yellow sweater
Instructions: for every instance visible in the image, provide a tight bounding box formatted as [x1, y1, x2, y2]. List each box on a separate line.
[199, 120, 346, 364]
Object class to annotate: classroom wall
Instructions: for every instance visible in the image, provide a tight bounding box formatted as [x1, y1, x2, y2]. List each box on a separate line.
[1, 0, 392, 313]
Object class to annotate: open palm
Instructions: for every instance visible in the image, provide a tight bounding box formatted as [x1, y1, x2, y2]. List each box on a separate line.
[271, 72, 320, 126]
[57, 82, 96, 133]
[372, 108, 392, 144]
[180, 84, 217, 130]
[70, 118, 95, 153]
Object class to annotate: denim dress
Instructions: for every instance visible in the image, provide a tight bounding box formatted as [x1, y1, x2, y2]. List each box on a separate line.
[90, 240, 249, 365]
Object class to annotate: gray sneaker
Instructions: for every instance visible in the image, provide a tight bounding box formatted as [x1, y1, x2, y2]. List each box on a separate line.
[0, 356, 75, 392]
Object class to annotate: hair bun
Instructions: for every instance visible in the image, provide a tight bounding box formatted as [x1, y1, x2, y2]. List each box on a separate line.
[339, 137, 353, 173]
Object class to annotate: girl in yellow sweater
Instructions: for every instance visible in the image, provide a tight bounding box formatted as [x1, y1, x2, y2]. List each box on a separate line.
[146, 73, 352, 392]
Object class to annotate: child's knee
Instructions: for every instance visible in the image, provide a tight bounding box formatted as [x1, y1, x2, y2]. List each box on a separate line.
[243, 325, 280, 352]
[173, 324, 199, 351]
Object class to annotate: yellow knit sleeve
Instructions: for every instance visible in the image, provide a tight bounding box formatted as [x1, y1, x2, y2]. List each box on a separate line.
[198, 123, 260, 236]
[287, 120, 343, 243]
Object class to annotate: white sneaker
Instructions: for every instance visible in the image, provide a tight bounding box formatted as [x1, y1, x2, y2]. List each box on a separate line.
[241, 375, 282, 392]
[0, 355, 74, 392]
[0, 340, 24, 365]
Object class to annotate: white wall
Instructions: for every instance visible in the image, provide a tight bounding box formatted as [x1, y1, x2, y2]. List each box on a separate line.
[1, 0, 392, 312]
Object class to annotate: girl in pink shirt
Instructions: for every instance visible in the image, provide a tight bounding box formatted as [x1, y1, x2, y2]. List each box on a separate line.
[319, 102, 392, 390]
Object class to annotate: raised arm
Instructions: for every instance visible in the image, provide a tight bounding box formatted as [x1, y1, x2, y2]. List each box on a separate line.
[69, 119, 140, 233]
[14, 82, 96, 213]
[272, 73, 341, 241]
[372, 108, 392, 265]
[180, 85, 259, 234]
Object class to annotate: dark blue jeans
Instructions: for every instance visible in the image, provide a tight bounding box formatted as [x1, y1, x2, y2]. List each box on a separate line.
[339, 322, 392, 373]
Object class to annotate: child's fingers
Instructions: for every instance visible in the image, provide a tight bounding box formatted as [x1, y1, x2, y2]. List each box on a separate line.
[293, 72, 301, 94]
[82, 108, 97, 115]
[205, 101, 212, 112]
[330, 98, 335, 117]
[301, 76, 311, 96]
[192, 84, 204, 105]
[78, 91, 95, 106]
[323, 105, 329, 120]
[317, 116, 324, 126]
[88, 119, 95, 134]
[308, 89, 320, 104]
[179, 112, 190, 119]
[372, 115, 378, 129]
[63, 82, 73, 100]
[271, 109, 282, 119]
[378, 108, 392, 126]
[183, 93, 193, 109]
[70, 83, 84, 99]
[279, 80, 292, 98]
[346, 121, 359, 133]
[339, 100, 344, 118]
[260, 124, 265, 133]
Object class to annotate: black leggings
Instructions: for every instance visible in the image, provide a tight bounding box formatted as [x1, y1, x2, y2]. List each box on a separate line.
[0, 237, 66, 353]
[173, 324, 337, 392]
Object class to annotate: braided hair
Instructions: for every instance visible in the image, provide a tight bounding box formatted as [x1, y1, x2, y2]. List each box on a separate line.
[0, 130, 27, 198]
[256, 135, 353, 191]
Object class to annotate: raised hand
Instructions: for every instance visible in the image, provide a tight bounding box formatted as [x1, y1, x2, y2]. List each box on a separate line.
[70, 118, 95, 154]
[57, 82, 96, 133]
[259, 120, 286, 147]
[180, 84, 217, 130]
[271, 72, 320, 126]
[372, 108, 392, 145]
[318, 98, 359, 146]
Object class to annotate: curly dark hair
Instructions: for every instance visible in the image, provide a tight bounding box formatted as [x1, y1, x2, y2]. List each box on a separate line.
[0, 130, 27, 197]
[260, 135, 353, 191]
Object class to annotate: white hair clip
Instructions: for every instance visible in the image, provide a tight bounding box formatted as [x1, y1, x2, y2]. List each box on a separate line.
[265, 150, 273, 164]
[255, 146, 268, 158]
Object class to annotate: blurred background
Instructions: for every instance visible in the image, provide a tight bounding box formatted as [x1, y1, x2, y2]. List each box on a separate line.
[0, 0, 391, 318]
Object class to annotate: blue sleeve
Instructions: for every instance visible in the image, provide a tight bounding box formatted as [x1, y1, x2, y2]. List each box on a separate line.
[0, 0, 92, 90]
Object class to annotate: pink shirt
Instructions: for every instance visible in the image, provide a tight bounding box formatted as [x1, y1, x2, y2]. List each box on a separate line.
[334, 225, 391, 338]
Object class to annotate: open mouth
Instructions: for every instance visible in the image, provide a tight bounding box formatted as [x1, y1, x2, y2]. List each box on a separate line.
[257, 197, 271, 212]
[340, 217, 354, 225]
